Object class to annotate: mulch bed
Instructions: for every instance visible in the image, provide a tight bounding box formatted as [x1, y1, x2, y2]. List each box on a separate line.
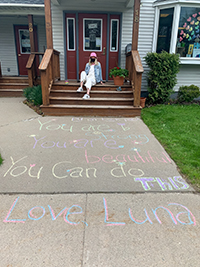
[23, 100, 44, 116]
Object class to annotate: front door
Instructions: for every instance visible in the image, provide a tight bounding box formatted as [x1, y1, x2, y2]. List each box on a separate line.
[14, 25, 38, 76]
[65, 13, 120, 81]
[78, 13, 107, 80]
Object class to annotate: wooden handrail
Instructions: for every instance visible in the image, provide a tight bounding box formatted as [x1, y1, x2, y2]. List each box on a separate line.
[126, 50, 144, 107]
[39, 48, 60, 106]
[132, 51, 144, 73]
[39, 49, 53, 70]
[26, 54, 35, 69]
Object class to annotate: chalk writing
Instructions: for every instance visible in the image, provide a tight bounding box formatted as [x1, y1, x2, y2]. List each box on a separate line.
[3, 197, 196, 226]
[134, 176, 189, 191]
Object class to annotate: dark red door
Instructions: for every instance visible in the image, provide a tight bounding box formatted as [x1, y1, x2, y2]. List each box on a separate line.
[66, 14, 77, 79]
[78, 13, 107, 80]
[14, 25, 38, 76]
[108, 15, 120, 80]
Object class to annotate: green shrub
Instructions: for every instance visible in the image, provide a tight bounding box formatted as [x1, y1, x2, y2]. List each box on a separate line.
[144, 51, 180, 104]
[23, 85, 43, 106]
[0, 154, 3, 166]
[177, 85, 200, 103]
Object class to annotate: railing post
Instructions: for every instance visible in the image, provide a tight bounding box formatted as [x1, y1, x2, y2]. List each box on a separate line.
[134, 72, 142, 107]
[41, 70, 50, 106]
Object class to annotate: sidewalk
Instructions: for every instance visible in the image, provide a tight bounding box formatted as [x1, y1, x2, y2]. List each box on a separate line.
[0, 97, 199, 266]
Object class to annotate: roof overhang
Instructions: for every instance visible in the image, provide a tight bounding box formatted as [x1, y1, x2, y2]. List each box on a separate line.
[0, 6, 44, 15]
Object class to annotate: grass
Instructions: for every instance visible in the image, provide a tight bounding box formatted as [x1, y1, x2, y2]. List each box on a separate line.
[0, 154, 3, 166]
[141, 104, 200, 190]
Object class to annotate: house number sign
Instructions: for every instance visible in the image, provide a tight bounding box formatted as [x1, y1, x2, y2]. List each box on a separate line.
[29, 23, 33, 33]
[135, 9, 139, 23]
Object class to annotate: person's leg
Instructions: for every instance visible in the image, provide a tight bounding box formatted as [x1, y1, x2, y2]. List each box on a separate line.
[83, 79, 96, 99]
[77, 71, 86, 92]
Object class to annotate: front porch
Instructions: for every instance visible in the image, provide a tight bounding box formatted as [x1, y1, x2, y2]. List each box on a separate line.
[0, 0, 144, 117]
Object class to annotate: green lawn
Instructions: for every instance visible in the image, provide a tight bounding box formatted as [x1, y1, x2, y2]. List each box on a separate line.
[0, 154, 3, 166]
[141, 104, 200, 190]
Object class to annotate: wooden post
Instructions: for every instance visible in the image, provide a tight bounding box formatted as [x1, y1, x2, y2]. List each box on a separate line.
[28, 15, 36, 84]
[44, 0, 53, 49]
[132, 0, 141, 50]
[28, 15, 35, 53]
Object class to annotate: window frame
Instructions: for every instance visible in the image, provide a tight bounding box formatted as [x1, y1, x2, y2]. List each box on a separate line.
[110, 19, 119, 52]
[67, 17, 76, 51]
[152, 1, 200, 64]
[83, 18, 103, 52]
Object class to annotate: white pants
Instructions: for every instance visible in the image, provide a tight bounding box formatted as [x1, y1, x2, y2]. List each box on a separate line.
[80, 71, 96, 91]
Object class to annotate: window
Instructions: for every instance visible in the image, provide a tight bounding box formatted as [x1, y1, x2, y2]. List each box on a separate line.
[110, 19, 119, 52]
[156, 8, 174, 53]
[177, 7, 200, 58]
[19, 30, 31, 54]
[153, 0, 200, 63]
[83, 19, 102, 51]
[67, 18, 75, 50]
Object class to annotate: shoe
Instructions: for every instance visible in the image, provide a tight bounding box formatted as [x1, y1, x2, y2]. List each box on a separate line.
[82, 94, 90, 99]
[77, 87, 83, 92]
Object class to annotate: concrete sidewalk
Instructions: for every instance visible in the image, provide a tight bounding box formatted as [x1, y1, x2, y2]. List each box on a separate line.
[0, 98, 199, 267]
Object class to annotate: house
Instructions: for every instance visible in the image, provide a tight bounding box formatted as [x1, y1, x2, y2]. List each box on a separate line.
[0, 0, 200, 116]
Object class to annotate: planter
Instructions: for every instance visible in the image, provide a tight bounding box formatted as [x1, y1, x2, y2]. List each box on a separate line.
[113, 76, 124, 86]
[140, 97, 146, 108]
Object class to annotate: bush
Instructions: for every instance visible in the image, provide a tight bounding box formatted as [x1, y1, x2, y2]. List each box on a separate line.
[23, 85, 43, 106]
[177, 85, 200, 103]
[144, 51, 180, 104]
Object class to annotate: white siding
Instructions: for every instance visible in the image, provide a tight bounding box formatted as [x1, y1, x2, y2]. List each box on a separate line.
[0, 15, 46, 76]
[51, 5, 65, 80]
[174, 65, 200, 91]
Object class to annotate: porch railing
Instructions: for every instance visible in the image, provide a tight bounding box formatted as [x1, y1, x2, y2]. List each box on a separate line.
[26, 52, 44, 87]
[38, 49, 60, 106]
[126, 50, 144, 107]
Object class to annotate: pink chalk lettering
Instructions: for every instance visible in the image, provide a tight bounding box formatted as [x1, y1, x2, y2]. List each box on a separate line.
[3, 197, 26, 223]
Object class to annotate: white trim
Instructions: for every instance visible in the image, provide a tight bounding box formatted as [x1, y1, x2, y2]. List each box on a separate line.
[0, 3, 44, 7]
[67, 17, 76, 51]
[180, 58, 200, 64]
[110, 19, 119, 52]
[154, 0, 200, 7]
[152, 7, 160, 52]
[170, 4, 180, 54]
[83, 18, 103, 52]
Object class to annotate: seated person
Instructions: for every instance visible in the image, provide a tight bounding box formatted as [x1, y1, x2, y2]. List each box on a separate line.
[77, 52, 103, 99]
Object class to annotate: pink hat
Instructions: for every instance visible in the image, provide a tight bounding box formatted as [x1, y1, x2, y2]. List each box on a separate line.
[90, 52, 97, 57]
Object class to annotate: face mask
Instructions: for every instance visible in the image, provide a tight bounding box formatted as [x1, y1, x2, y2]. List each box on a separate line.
[90, 58, 95, 63]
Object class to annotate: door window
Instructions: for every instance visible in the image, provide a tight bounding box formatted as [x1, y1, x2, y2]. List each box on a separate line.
[110, 19, 119, 52]
[67, 18, 75, 50]
[19, 30, 31, 54]
[83, 18, 102, 51]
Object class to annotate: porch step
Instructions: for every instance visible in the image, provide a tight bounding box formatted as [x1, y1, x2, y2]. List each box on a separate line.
[0, 77, 29, 84]
[0, 89, 24, 97]
[0, 83, 28, 89]
[52, 82, 132, 92]
[50, 90, 133, 98]
[41, 104, 141, 117]
[49, 96, 134, 106]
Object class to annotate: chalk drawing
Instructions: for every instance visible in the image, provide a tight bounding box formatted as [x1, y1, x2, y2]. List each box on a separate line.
[38, 119, 73, 132]
[103, 197, 126, 226]
[4, 156, 43, 179]
[117, 123, 130, 131]
[134, 177, 189, 191]
[3, 197, 196, 226]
